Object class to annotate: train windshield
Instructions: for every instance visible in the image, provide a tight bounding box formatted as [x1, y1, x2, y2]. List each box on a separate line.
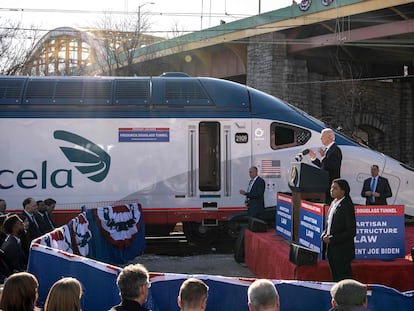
[283, 100, 367, 148]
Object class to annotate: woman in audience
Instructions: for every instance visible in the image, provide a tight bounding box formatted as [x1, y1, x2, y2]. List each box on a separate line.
[44, 277, 83, 311]
[0, 271, 40, 311]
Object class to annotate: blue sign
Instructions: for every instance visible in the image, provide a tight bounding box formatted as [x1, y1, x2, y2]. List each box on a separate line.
[354, 205, 405, 260]
[119, 127, 170, 142]
[298, 200, 324, 257]
[276, 193, 293, 240]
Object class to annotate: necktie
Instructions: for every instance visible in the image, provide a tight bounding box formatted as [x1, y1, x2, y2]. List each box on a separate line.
[370, 177, 377, 202]
[30, 214, 39, 229]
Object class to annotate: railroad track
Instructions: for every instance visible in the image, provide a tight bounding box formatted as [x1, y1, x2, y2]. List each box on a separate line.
[145, 231, 236, 256]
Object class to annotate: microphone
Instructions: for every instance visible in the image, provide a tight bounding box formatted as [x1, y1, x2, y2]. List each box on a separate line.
[294, 149, 310, 162]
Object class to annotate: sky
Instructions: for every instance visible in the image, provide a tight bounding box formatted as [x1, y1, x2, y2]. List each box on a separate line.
[2, 0, 293, 36]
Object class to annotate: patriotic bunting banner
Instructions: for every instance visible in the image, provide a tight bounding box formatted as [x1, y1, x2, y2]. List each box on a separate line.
[93, 203, 142, 248]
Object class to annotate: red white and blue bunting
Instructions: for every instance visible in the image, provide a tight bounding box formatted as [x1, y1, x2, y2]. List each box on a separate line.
[33, 212, 92, 256]
[93, 203, 142, 248]
[33, 225, 73, 254]
[68, 213, 92, 256]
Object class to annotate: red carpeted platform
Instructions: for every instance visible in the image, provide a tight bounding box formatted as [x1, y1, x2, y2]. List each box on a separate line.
[245, 225, 414, 292]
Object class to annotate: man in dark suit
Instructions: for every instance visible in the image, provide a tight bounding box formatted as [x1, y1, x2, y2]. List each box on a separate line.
[239, 166, 266, 218]
[20, 197, 43, 258]
[361, 164, 392, 205]
[308, 128, 342, 204]
[1, 214, 27, 274]
[37, 199, 55, 233]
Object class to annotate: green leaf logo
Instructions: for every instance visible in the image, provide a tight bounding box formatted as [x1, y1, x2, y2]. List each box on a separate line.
[54, 130, 111, 182]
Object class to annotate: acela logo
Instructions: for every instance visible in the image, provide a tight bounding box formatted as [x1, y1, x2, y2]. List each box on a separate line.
[54, 130, 111, 182]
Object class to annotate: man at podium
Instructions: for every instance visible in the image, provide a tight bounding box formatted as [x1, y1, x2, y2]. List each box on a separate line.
[308, 128, 342, 204]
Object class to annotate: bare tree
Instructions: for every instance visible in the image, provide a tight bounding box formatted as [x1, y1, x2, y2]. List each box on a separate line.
[93, 8, 156, 76]
[168, 19, 188, 39]
[0, 19, 41, 75]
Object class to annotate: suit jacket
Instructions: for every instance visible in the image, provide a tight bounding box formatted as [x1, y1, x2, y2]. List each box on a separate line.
[323, 197, 356, 263]
[1, 235, 27, 274]
[20, 211, 43, 240]
[312, 143, 342, 185]
[108, 299, 149, 311]
[38, 211, 55, 233]
[245, 176, 266, 217]
[20, 211, 43, 258]
[361, 176, 392, 205]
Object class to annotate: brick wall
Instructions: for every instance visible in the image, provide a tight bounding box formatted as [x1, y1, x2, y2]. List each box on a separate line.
[246, 34, 414, 166]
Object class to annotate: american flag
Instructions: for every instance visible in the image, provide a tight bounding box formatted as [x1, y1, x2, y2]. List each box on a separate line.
[261, 159, 281, 177]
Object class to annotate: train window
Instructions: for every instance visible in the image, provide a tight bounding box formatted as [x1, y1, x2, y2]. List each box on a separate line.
[270, 123, 311, 150]
[199, 122, 221, 191]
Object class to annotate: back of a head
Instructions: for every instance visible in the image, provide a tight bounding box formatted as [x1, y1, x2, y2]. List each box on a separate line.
[3, 214, 21, 234]
[248, 279, 279, 311]
[117, 263, 149, 300]
[330, 279, 367, 307]
[178, 278, 209, 310]
[44, 277, 83, 311]
[0, 272, 39, 311]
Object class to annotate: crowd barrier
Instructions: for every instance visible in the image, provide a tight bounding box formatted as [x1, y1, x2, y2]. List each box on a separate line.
[27, 243, 414, 311]
[28, 205, 414, 310]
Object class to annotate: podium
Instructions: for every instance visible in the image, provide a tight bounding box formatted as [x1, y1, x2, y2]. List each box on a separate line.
[288, 162, 328, 242]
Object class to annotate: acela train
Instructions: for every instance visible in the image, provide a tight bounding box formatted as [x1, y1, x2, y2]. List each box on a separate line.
[0, 75, 413, 243]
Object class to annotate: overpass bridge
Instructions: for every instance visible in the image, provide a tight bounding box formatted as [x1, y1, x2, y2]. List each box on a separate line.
[114, 0, 414, 81]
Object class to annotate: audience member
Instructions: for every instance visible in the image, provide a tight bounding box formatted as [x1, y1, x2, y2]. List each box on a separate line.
[44, 198, 57, 229]
[0, 199, 7, 215]
[178, 278, 209, 311]
[247, 279, 280, 311]
[0, 215, 9, 282]
[329, 279, 369, 311]
[44, 277, 83, 311]
[20, 197, 43, 257]
[1, 214, 27, 274]
[109, 263, 151, 311]
[0, 214, 7, 245]
[37, 200, 54, 233]
[0, 271, 40, 311]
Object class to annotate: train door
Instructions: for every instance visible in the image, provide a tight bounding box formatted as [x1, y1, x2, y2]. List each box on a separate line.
[185, 120, 236, 243]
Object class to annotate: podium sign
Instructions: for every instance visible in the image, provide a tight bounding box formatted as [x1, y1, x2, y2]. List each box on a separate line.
[276, 193, 293, 240]
[354, 205, 405, 260]
[298, 200, 324, 257]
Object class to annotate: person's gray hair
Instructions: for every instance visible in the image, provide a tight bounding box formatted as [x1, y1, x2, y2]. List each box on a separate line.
[322, 128, 335, 140]
[248, 279, 279, 310]
[116, 263, 149, 300]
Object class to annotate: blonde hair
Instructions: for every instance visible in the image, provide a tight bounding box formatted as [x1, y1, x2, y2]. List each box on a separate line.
[44, 277, 83, 311]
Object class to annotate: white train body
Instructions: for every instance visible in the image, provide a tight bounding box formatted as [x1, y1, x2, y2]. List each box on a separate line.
[0, 75, 413, 241]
